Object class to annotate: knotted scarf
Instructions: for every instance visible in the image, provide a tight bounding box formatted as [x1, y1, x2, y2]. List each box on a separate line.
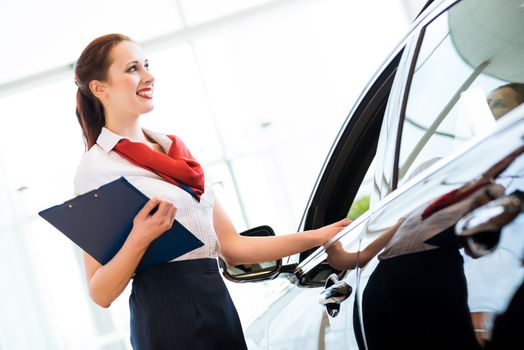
[113, 135, 204, 201]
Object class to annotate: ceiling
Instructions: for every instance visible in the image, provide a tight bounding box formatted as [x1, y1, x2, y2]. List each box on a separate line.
[0, 0, 422, 92]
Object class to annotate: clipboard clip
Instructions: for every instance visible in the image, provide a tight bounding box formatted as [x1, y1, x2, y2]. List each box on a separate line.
[66, 192, 100, 209]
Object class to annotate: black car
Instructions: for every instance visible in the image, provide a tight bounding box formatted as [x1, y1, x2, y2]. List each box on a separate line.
[221, 0, 524, 348]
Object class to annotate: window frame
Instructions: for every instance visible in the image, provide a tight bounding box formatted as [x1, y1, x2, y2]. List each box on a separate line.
[390, 0, 464, 191]
[297, 50, 403, 265]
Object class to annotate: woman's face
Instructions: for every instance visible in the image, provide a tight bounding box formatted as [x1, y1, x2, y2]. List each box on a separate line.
[487, 87, 520, 120]
[102, 40, 155, 118]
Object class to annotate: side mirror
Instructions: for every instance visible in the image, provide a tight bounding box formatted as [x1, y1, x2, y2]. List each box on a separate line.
[219, 225, 282, 283]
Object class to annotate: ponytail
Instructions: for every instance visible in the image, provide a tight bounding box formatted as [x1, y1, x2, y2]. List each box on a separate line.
[74, 33, 131, 150]
[75, 88, 105, 149]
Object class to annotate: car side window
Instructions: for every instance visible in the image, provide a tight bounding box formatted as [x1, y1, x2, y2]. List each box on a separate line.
[347, 157, 375, 220]
[396, 0, 524, 186]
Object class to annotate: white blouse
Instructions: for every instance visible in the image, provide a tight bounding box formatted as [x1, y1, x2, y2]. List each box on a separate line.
[73, 127, 220, 261]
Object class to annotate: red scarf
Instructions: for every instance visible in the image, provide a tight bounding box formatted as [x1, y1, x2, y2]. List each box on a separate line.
[420, 180, 490, 219]
[113, 135, 205, 201]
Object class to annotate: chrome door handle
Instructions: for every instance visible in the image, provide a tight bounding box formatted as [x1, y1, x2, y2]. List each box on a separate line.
[319, 273, 352, 317]
[456, 193, 522, 257]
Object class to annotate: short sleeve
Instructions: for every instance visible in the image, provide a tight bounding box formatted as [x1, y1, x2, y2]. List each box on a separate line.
[73, 157, 90, 196]
[73, 149, 112, 196]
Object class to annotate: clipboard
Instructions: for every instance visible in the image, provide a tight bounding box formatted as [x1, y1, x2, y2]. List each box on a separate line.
[38, 177, 204, 273]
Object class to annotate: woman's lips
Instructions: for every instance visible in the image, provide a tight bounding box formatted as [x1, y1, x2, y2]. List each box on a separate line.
[137, 88, 153, 99]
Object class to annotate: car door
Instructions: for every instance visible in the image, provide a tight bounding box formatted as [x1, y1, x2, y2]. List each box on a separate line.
[261, 0, 524, 348]
[236, 2, 432, 349]
[347, 0, 524, 348]
[235, 0, 524, 349]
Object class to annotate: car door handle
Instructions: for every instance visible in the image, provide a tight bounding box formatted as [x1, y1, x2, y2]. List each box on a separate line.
[455, 193, 522, 257]
[319, 273, 352, 317]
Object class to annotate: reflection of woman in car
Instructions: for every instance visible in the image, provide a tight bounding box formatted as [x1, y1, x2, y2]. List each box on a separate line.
[326, 218, 404, 270]
[487, 83, 524, 120]
[328, 149, 524, 350]
[463, 148, 524, 347]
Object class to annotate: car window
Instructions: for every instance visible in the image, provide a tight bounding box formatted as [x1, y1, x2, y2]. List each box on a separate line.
[347, 157, 374, 220]
[396, 0, 524, 186]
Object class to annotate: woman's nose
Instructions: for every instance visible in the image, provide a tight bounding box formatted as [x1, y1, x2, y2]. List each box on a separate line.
[142, 69, 155, 85]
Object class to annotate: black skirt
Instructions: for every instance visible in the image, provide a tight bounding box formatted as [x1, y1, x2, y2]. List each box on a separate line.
[129, 258, 248, 350]
[359, 242, 480, 350]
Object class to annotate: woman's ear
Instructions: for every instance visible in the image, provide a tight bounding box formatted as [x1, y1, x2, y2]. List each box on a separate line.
[89, 80, 107, 99]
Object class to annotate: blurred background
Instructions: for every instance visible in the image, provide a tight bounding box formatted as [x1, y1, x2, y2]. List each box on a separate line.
[0, 0, 423, 349]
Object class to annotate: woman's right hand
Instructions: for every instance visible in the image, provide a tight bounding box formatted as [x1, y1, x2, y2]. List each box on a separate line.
[130, 197, 177, 245]
[314, 218, 352, 246]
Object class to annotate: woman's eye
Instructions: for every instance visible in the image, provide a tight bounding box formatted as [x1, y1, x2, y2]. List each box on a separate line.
[144, 63, 150, 71]
[494, 100, 508, 109]
[127, 65, 137, 72]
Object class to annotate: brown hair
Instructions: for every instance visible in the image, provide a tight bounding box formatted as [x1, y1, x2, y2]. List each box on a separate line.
[496, 82, 524, 105]
[74, 33, 132, 149]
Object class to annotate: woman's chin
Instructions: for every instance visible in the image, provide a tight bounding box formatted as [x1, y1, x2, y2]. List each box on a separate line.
[140, 104, 155, 114]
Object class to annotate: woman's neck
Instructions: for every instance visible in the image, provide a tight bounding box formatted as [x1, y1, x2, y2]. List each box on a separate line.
[105, 115, 147, 142]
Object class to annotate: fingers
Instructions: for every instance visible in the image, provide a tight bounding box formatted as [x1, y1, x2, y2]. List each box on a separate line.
[135, 197, 177, 224]
[135, 197, 160, 221]
[168, 203, 177, 225]
[336, 218, 352, 225]
[328, 219, 351, 238]
[151, 199, 177, 230]
[329, 218, 352, 228]
[326, 240, 342, 253]
[154, 200, 171, 217]
[339, 218, 352, 226]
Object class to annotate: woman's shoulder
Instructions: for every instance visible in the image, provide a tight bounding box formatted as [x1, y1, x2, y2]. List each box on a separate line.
[73, 145, 114, 195]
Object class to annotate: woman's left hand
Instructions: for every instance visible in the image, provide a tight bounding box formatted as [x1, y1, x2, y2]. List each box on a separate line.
[313, 218, 351, 246]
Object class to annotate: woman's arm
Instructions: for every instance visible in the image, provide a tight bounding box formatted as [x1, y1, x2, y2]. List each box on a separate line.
[84, 198, 176, 308]
[213, 199, 351, 265]
[326, 218, 404, 270]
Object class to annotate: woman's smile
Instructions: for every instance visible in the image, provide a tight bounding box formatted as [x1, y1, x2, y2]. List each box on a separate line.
[137, 87, 153, 99]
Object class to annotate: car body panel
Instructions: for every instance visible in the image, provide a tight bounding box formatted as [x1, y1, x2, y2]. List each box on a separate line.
[236, 0, 524, 348]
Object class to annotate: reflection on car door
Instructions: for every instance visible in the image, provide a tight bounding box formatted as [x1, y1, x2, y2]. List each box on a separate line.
[356, 0, 524, 348]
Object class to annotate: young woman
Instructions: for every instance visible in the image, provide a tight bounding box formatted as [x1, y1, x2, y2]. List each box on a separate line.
[73, 33, 350, 350]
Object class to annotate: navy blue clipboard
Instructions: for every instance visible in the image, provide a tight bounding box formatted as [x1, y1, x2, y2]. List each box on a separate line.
[38, 177, 204, 273]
